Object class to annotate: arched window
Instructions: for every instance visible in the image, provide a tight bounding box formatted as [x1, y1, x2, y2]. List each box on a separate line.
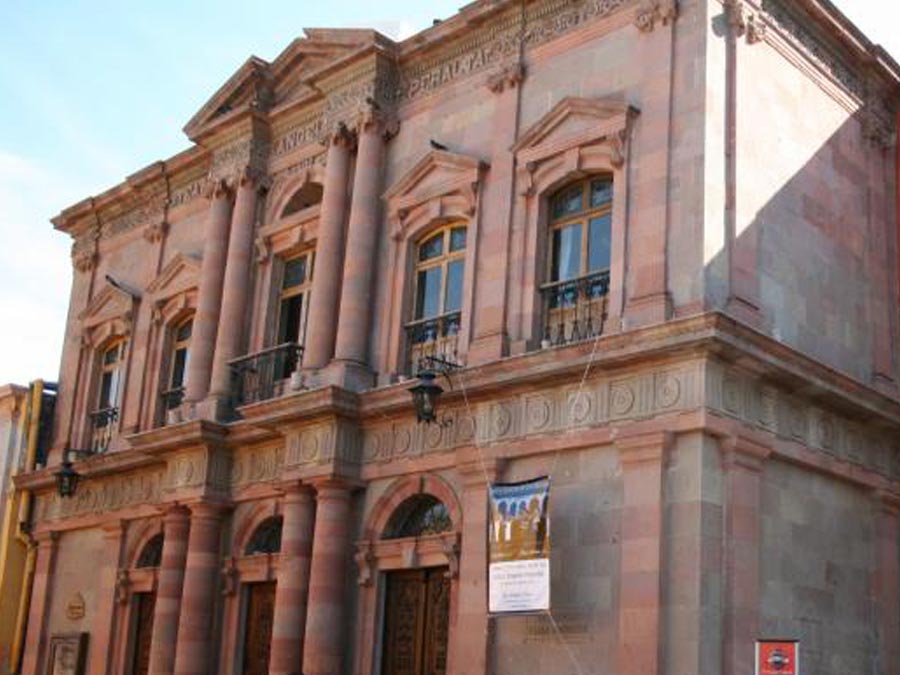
[542, 176, 612, 345]
[405, 224, 467, 372]
[162, 316, 192, 412]
[281, 183, 323, 218]
[244, 516, 283, 556]
[383, 495, 452, 539]
[91, 338, 126, 452]
[136, 533, 164, 568]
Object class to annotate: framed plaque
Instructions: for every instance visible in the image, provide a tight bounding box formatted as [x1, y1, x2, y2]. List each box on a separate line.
[46, 632, 88, 675]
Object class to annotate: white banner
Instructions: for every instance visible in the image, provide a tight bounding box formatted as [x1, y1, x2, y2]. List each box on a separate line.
[488, 477, 551, 614]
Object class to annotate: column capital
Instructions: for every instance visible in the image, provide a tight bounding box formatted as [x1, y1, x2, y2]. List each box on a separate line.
[320, 121, 357, 150]
[100, 519, 127, 540]
[203, 176, 233, 200]
[354, 102, 399, 140]
[278, 480, 315, 501]
[456, 453, 505, 487]
[187, 500, 231, 520]
[311, 478, 357, 500]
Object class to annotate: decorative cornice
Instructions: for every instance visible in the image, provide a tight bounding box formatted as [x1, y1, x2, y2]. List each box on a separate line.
[634, 0, 678, 33]
[486, 61, 527, 94]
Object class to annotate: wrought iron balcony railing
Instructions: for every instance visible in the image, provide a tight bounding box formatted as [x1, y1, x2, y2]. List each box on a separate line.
[405, 311, 462, 375]
[160, 386, 185, 412]
[230, 342, 303, 407]
[88, 406, 118, 454]
[540, 270, 610, 347]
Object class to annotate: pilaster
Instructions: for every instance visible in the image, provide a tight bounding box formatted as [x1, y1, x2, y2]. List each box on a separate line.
[88, 521, 126, 675]
[147, 504, 189, 675]
[20, 531, 58, 675]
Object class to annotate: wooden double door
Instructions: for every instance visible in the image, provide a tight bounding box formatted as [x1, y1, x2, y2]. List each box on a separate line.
[130, 592, 156, 675]
[381, 567, 450, 675]
[242, 581, 277, 675]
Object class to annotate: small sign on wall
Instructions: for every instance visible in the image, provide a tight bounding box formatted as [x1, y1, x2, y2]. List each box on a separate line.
[47, 633, 89, 675]
[756, 639, 799, 675]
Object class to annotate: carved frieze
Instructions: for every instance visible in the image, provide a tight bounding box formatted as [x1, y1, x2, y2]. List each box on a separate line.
[36, 470, 164, 522]
[231, 445, 285, 486]
[210, 136, 270, 184]
[162, 447, 231, 499]
[634, 0, 677, 32]
[706, 361, 900, 480]
[169, 177, 206, 210]
[361, 364, 701, 463]
[284, 420, 361, 467]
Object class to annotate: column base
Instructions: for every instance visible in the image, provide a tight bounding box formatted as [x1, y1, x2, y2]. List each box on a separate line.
[317, 360, 376, 392]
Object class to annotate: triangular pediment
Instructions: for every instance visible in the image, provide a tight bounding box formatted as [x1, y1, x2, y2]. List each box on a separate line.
[184, 57, 273, 141]
[146, 253, 201, 299]
[385, 150, 488, 212]
[79, 280, 139, 328]
[185, 30, 384, 141]
[513, 97, 638, 159]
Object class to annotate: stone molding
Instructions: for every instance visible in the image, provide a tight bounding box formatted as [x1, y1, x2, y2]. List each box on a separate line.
[35, 469, 164, 522]
[634, 0, 678, 33]
[160, 446, 232, 501]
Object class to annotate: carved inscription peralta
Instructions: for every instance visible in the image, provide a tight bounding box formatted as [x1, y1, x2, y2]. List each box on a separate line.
[271, 117, 325, 159]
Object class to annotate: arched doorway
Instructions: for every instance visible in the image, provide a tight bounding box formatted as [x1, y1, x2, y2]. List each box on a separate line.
[380, 495, 453, 675]
[128, 532, 163, 675]
[238, 515, 283, 675]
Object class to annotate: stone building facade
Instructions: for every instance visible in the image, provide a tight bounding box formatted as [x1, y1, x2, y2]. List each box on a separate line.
[14, 0, 900, 673]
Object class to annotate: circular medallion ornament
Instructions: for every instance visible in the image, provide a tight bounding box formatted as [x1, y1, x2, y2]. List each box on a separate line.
[610, 384, 635, 417]
[655, 374, 681, 410]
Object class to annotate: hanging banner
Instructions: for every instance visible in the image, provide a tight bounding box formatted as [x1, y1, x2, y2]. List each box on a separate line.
[756, 640, 799, 675]
[488, 477, 551, 614]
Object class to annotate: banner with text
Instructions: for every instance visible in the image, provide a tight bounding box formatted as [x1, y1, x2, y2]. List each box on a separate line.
[488, 477, 550, 614]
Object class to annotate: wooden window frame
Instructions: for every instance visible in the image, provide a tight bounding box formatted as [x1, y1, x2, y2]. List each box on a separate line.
[546, 176, 613, 285]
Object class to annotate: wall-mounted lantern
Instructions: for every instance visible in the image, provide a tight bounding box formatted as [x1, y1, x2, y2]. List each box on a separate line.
[408, 356, 461, 426]
[54, 448, 94, 498]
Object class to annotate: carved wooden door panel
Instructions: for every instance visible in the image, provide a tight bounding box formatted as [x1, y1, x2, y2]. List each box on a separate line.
[422, 569, 450, 675]
[242, 581, 276, 675]
[131, 592, 156, 675]
[382, 567, 450, 675]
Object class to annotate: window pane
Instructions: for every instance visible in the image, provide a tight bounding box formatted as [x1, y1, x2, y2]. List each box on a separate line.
[103, 344, 120, 365]
[278, 295, 304, 344]
[171, 347, 188, 388]
[418, 233, 443, 261]
[449, 227, 467, 252]
[415, 267, 442, 319]
[282, 257, 307, 289]
[99, 372, 114, 409]
[590, 179, 613, 208]
[175, 320, 192, 343]
[445, 260, 464, 313]
[588, 214, 612, 272]
[551, 184, 583, 220]
[551, 223, 582, 281]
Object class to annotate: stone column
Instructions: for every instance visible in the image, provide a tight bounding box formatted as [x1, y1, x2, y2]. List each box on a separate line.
[304, 124, 354, 370]
[615, 431, 670, 675]
[452, 455, 503, 674]
[147, 505, 190, 675]
[332, 110, 388, 377]
[208, 171, 262, 401]
[89, 522, 125, 675]
[172, 503, 224, 675]
[20, 531, 58, 675]
[874, 493, 900, 672]
[721, 435, 769, 675]
[269, 484, 316, 675]
[302, 481, 353, 675]
[184, 182, 233, 403]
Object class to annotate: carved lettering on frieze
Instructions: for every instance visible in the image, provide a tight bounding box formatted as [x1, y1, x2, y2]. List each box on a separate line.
[169, 178, 206, 209]
[271, 117, 325, 158]
[396, 0, 629, 103]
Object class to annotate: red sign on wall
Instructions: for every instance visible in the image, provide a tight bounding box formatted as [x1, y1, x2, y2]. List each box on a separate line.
[756, 640, 799, 675]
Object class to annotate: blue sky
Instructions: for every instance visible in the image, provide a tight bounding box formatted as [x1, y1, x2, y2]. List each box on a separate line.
[0, 0, 896, 385]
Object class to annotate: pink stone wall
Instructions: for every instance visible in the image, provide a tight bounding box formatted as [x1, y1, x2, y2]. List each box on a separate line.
[730, 17, 898, 385]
